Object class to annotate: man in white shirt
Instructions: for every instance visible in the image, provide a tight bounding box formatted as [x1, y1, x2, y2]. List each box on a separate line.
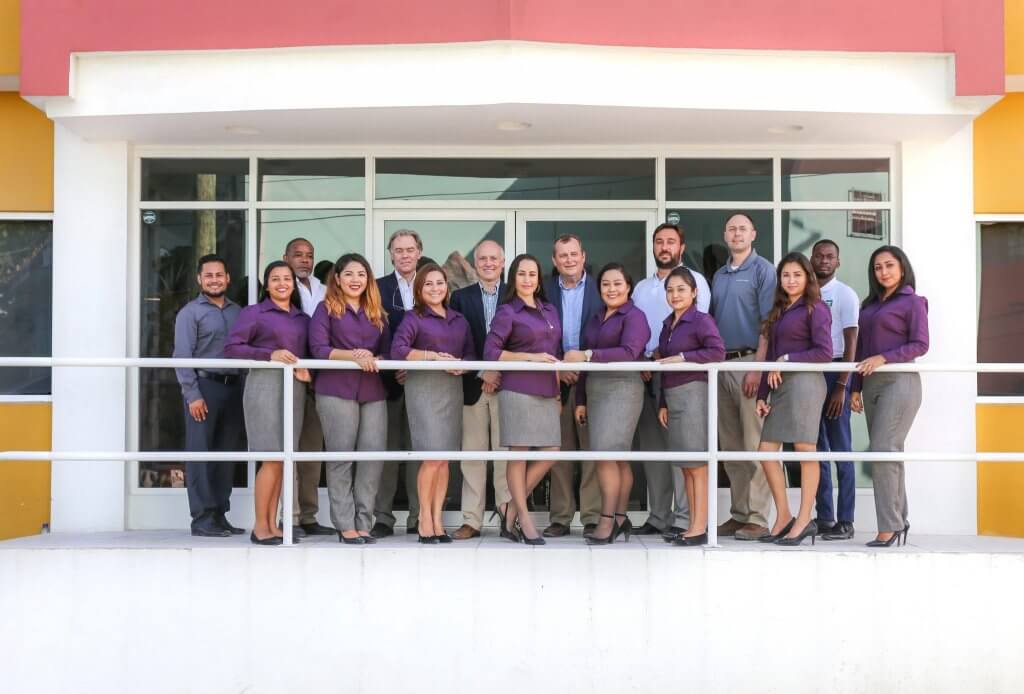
[630, 222, 711, 537]
[282, 237, 333, 537]
[810, 239, 860, 541]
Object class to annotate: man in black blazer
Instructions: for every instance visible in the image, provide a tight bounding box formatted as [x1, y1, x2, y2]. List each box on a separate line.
[449, 239, 510, 540]
[543, 234, 604, 537]
[370, 229, 421, 538]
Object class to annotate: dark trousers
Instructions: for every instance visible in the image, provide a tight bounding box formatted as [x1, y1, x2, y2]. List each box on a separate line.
[816, 368, 855, 523]
[184, 377, 244, 527]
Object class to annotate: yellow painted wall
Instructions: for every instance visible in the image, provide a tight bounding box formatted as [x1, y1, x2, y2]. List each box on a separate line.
[0, 0, 17, 76]
[1008, 0, 1024, 74]
[0, 93, 53, 211]
[0, 404, 51, 540]
[977, 404, 1024, 537]
[974, 94, 1024, 213]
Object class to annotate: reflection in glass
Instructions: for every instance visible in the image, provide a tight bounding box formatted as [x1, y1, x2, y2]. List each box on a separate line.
[0, 221, 52, 394]
[978, 223, 1024, 395]
[139, 210, 248, 487]
[141, 159, 248, 202]
[376, 158, 655, 201]
[258, 159, 365, 202]
[782, 159, 889, 202]
[258, 210, 365, 281]
[667, 209, 773, 280]
[525, 220, 647, 287]
[666, 158, 772, 201]
[383, 220, 504, 292]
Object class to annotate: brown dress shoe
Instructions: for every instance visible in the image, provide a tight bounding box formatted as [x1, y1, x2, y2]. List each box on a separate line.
[735, 523, 770, 541]
[452, 524, 481, 540]
[717, 518, 745, 537]
[542, 522, 571, 538]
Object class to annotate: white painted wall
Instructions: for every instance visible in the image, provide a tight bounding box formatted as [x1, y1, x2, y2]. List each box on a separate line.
[50, 125, 129, 531]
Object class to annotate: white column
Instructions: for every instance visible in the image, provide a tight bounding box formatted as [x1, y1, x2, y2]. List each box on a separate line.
[900, 124, 977, 534]
[50, 124, 129, 532]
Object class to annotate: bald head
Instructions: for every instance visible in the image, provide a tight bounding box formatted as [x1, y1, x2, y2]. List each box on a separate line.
[473, 240, 505, 286]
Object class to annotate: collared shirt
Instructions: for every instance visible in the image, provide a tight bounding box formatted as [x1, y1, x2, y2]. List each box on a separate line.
[391, 306, 476, 361]
[484, 297, 562, 398]
[558, 272, 587, 351]
[711, 249, 777, 351]
[820, 277, 860, 358]
[633, 266, 711, 355]
[295, 275, 326, 317]
[575, 301, 651, 405]
[396, 271, 414, 311]
[852, 286, 929, 393]
[308, 302, 391, 402]
[172, 294, 242, 403]
[757, 298, 833, 401]
[224, 298, 309, 362]
[480, 282, 500, 333]
[658, 306, 725, 400]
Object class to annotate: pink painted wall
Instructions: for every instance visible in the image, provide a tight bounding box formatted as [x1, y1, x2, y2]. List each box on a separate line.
[20, 0, 1003, 97]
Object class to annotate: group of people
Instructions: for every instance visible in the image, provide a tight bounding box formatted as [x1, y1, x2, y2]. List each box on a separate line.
[173, 213, 928, 549]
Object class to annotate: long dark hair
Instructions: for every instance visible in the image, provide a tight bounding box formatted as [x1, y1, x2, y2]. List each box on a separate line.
[761, 252, 820, 337]
[502, 254, 549, 305]
[258, 260, 302, 310]
[864, 245, 916, 308]
[413, 262, 450, 315]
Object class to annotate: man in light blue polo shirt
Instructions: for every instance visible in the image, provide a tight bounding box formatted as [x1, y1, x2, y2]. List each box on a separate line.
[711, 213, 776, 541]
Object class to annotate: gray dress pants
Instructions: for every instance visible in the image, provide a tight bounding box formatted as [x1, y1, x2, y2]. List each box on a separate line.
[862, 372, 922, 533]
[374, 395, 418, 529]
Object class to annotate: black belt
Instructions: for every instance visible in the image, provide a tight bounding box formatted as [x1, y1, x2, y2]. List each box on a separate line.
[724, 349, 755, 360]
[197, 370, 241, 386]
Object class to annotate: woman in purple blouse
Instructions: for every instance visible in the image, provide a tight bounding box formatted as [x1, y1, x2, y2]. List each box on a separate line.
[225, 261, 311, 546]
[564, 263, 650, 545]
[656, 267, 725, 547]
[484, 254, 562, 546]
[308, 253, 390, 545]
[851, 246, 929, 548]
[755, 252, 833, 546]
[391, 263, 475, 544]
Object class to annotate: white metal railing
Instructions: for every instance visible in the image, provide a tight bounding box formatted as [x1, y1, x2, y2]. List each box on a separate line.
[2, 356, 1021, 547]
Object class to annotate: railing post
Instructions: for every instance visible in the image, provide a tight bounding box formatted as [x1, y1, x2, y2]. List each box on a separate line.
[282, 364, 295, 547]
[707, 366, 719, 548]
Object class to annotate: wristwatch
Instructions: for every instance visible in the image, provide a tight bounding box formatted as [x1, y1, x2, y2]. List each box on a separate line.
[584, 349, 593, 362]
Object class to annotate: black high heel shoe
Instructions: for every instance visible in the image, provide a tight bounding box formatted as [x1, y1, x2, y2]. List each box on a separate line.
[866, 527, 905, 548]
[614, 513, 632, 543]
[901, 523, 910, 546]
[585, 514, 617, 546]
[418, 533, 438, 544]
[436, 533, 453, 544]
[758, 517, 795, 543]
[517, 519, 546, 546]
[775, 519, 818, 546]
[250, 531, 283, 546]
[497, 504, 521, 543]
[338, 532, 367, 545]
[673, 532, 708, 547]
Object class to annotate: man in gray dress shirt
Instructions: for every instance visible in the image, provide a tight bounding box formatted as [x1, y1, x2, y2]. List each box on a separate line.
[173, 254, 244, 537]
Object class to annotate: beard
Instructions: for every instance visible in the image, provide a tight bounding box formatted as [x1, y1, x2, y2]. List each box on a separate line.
[202, 289, 226, 298]
[655, 252, 680, 270]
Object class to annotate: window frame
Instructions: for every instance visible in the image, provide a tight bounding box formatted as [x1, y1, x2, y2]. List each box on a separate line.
[975, 214, 1024, 404]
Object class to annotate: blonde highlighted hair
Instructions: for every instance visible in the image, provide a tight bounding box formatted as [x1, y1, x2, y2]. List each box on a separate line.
[324, 253, 387, 330]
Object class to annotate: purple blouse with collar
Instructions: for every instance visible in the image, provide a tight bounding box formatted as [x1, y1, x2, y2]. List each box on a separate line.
[224, 298, 309, 361]
[576, 300, 651, 405]
[851, 285, 929, 393]
[757, 298, 833, 401]
[483, 296, 562, 398]
[657, 306, 725, 405]
[308, 302, 391, 402]
[390, 306, 476, 360]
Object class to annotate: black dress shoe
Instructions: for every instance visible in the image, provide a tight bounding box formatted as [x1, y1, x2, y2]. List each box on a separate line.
[301, 522, 336, 536]
[250, 532, 283, 546]
[339, 533, 368, 545]
[216, 515, 246, 535]
[291, 525, 307, 539]
[370, 522, 394, 539]
[822, 521, 855, 541]
[192, 523, 231, 538]
[634, 522, 662, 536]
[661, 526, 686, 543]
[542, 523, 570, 538]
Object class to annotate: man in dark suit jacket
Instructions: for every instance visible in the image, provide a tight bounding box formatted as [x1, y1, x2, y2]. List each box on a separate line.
[448, 239, 510, 540]
[542, 234, 605, 537]
[370, 229, 422, 538]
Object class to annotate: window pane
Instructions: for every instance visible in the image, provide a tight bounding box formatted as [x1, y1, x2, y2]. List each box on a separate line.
[0, 221, 52, 395]
[376, 158, 655, 201]
[141, 158, 248, 202]
[978, 222, 1024, 395]
[667, 209, 773, 280]
[383, 219, 504, 291]
[782, 158, 889, 202]
[139, 210, 248, 487]
[666, 158, 772, 201]
[525, 220, 647, 289]
[258, 159, 365, 202]
[258, 210, 365, 284]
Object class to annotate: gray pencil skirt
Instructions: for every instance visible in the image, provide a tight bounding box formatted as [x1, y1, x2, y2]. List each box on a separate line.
[663, 381, 709, 469]
[586, 372, 644, 452]
[242, 368, 305, 454]
[761, 371, 827, 444]
[404, 370, 464, 451]
[498, 390, 561, 448]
